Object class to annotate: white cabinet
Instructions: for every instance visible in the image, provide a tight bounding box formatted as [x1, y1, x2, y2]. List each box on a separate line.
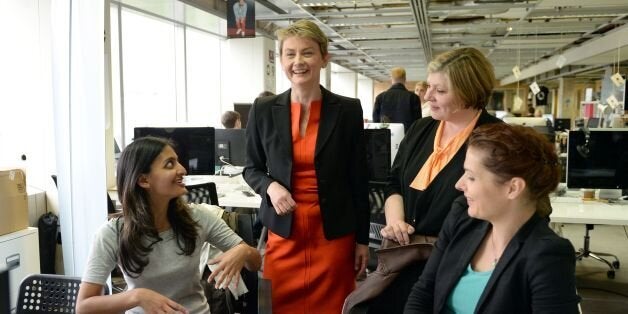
[0, 228, 40, 312]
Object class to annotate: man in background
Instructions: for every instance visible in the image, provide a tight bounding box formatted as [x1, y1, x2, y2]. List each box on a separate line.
[221, 110, 242, 129]
[373, 67, 420, 131]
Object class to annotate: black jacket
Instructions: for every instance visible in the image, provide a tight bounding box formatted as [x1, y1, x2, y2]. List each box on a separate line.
[404, 196, 580, 314]
[243, 87, 370, 244]
[373, 83, 421, 131]
[387, 110, 502, 236]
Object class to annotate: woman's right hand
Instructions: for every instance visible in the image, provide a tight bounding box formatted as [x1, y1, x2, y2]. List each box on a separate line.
[380, 220, 416, 245]
[133, 288, 188, 314]
[267, 181, 296, 215]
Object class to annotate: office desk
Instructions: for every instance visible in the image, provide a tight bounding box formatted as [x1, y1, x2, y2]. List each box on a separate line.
[185, 175, 262, 209]
[550, 195, 627, 278]
[550, 196, 628, 225]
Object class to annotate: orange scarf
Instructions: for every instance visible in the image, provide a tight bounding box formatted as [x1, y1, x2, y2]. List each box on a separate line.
[409, 111, 481, 190]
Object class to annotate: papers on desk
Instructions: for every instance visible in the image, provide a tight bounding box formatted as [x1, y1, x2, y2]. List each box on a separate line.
[551, 196, 584, 204]
[219, 166, 244, 176]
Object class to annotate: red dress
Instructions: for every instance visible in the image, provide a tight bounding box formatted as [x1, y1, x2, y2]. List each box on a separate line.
[263, 100, 356, 314]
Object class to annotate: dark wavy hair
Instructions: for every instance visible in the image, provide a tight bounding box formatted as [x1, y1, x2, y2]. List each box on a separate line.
[114, 136, 199, 277]
[468, 124, 559, 214]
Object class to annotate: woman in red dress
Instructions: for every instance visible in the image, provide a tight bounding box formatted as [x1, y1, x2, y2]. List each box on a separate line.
[243, 20, 370, 313]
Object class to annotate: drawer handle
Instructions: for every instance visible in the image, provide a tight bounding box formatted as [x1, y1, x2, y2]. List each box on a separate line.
[6, 253, 20, 270]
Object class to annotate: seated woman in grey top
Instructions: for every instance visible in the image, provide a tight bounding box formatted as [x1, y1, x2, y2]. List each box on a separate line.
[76, 136, 261, 314]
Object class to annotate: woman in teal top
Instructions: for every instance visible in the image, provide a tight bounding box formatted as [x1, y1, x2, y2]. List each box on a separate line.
[405, 123, 580, 313]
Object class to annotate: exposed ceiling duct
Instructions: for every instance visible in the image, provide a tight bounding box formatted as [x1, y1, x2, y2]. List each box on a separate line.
[255, 0, 628, 83]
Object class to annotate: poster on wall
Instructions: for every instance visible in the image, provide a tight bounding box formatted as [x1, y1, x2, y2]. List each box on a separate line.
[227, 0, 255, 38]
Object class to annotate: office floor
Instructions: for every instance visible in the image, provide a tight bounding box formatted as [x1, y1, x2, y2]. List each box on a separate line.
[559, 224, 628, 313]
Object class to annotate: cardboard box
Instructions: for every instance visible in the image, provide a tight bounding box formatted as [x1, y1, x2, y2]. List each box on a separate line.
[0, 169, 28, 236]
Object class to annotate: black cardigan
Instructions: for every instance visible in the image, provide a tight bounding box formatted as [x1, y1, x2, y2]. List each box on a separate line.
[386, 110, 502, 236]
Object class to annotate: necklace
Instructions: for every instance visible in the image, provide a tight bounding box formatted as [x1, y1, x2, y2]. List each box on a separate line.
[490, 231, 499, 267]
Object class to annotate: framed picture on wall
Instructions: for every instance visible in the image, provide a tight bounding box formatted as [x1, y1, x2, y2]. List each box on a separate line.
[227, 0, 256, 38]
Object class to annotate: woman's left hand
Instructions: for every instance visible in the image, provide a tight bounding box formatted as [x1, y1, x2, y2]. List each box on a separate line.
[207, 243, 249, 289]
[354, 244, 369, 279]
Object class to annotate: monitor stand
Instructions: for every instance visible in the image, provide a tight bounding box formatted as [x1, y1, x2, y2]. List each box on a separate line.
[597, 189, 622, 200]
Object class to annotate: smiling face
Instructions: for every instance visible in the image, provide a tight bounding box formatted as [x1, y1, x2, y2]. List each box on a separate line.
[280, 36, 330, 90]
[455, 147, 511, 220]
[139, 145, 188, 203]
[424, 72, 464, 121]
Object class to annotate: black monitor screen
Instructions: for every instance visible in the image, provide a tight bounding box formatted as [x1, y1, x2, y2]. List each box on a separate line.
[215, 129, 246, 167]
[134, 127, 215, 175]
[234, 103, 252, 128]
[554, 118, 571, 131]
[365, 129, 391, 182]
[0, 268, 9, 314]
[587, 117, 601, 128]
[567, 129, 628, 189]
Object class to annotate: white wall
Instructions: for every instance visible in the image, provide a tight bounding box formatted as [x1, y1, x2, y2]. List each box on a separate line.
[357, 74, 374, 121]
[226, 36, 276, 108]
[330, 63, 357, 98]
[0, 0, 56, 191]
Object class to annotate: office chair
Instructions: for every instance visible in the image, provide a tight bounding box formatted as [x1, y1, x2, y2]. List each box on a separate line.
[16, 274, 109, 313]
[17, 274, 80, 313]
[576, 224, 620, 279]
[186, 182, 219, 206]
[367, 181, 388, 271]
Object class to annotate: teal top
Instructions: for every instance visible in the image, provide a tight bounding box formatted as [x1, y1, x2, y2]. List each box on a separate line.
[445, 264, 493, 314]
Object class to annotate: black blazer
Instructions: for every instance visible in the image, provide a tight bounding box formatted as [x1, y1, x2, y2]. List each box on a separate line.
[243, 87, 370, 244]
[387, 110, 502, 236]
[404, 196, 580, 314]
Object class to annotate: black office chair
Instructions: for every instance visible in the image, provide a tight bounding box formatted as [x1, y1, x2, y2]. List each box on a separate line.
[17, 274, 80, 313]
[367, 181, 387, 271]
[16, 274, 108, 313]
[186, 182, 219, 206]
[576, 224, 620, 279]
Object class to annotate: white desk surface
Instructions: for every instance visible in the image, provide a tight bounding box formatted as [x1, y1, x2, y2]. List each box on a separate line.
[185, 174, 261, 209]
[550, 196, 628, 225]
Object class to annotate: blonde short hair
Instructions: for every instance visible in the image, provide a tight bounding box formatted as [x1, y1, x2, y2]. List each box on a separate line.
[390, 67, 406, 82]
[428, 47, 495, 110]
[276, 20, 328, 56]
[415, 81, 428, 90]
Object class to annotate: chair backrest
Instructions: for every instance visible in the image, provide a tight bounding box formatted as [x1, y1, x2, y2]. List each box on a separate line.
[16, 274, 81, 314]
[368, 181, 387, 243]
[186, 182, 219, 206]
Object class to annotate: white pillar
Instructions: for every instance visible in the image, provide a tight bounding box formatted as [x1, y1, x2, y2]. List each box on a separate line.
[51, 0, 107, 276]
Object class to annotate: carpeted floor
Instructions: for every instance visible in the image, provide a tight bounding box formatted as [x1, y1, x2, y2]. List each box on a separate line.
[560, 224, 628, 313]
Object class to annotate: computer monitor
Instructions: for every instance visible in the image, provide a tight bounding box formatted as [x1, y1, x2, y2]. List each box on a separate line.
[586, 117, 601, 128]
[214, 128, 246, 167]
[554, 118, 571, 131]
[531, 125, 555, 143]
[234, 103, 252, 128]
[542, 114, 554, 125]
[364, 128, 391, 182]
[567, 129, 628, 189]
[134, 127, 215, 175]
[0, 267, 9, 314]
[364, 122, 405, 165]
